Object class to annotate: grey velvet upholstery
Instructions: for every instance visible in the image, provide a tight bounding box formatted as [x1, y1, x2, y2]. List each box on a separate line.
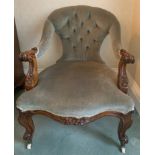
[17, 61, 134, 118]
[37, 5, 122, 59]
[17, 5, 134, 118]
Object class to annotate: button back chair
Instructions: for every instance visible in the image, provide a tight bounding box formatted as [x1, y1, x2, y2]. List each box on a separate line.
[16, 5, 135, 153]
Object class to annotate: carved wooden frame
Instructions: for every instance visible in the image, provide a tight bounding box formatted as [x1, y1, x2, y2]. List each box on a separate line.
[18, 48, 135, 152]
[117, 49, 135, 94]
[19, 47, 38, 90]
[18, 109, 134, 151]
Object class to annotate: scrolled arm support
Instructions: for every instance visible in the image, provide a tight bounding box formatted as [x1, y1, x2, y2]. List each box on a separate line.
[117, 49, 135, 94]
[19, 47, 38, 90]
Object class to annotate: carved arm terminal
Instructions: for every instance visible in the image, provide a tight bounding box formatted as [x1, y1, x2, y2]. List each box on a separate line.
[19, 47, 39, 91]
[117, 49, 135, 94]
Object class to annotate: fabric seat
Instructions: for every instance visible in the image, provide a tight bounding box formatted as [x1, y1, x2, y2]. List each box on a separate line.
[16, 61, 134, 118]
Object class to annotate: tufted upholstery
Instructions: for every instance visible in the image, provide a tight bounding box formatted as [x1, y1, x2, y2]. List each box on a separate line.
[17, 6, 134, 118]
[37, 5, 122, 61]
[16, 61, 134, 118]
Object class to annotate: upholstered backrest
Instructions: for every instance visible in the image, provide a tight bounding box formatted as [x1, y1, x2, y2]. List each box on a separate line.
[38, 5, 122, 62]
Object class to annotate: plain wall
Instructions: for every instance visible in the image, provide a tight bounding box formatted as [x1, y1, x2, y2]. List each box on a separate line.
[128, 0, 140, 86]
[15, 0, 139, 86]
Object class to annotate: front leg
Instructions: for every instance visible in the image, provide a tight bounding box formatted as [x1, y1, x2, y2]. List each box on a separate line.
[18, 111, 35, 149]
[118, 112, 133, 153]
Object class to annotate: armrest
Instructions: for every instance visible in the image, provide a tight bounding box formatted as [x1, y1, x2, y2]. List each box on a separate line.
[117, 49, 135, 94]
[19, 47, 38, 90]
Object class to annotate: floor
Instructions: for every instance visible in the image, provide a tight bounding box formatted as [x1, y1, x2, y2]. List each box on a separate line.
[14, 90, 140, 155]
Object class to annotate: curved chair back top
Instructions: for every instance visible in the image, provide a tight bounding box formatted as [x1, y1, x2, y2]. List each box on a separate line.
[38, 5, 122, 62]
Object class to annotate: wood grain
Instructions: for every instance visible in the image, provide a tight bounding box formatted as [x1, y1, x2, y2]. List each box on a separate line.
[19, 47, 38, 90]
[117, 49, 135, 94]
[18, 109, 134, 148]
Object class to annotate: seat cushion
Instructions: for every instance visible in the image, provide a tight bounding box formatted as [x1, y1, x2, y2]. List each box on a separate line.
[16, 61, 134, 118]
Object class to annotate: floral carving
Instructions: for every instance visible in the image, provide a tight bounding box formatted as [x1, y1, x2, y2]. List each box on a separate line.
[118, 112, 133, 147]
[18, 111, 34, 144]
[19, 47, 38, 90]
[117, 49, 135, 94]
[18, 110, 134, 150]
[64, 117, 89, 125]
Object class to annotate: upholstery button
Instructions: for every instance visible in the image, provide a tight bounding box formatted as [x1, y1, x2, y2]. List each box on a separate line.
[80, 37, 83, 41]
[81, 22, 84, 27]
[73, 29, 76, 33]
[75, 13, 78, 18]
[86, 46, 89, 50]
[87, 30, 90, 34]
[66, 37, 70, 40]
[95, 23, 98, 28]
[93, 39, 96, 43]
[88, 12, 91, 19]
[73, 45, 76, 49]
[67, 19, 70, 24]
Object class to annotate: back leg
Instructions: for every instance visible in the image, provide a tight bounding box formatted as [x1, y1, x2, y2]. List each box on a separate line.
[118, 112, 133, 153]
[18, 111, 35, 149]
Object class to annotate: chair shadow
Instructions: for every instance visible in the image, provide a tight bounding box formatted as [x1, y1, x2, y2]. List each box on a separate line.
[15, 109, 119, 147]
[75, 124, 119, 148]
[14, 109, 22, 143]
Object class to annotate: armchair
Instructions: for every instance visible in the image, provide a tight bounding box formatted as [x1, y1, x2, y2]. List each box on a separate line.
[16, 5, 135, 153]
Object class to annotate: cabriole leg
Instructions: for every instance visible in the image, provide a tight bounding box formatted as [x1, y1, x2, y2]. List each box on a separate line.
[18, 111, 34, 149]
[118, 112, 133, 154]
